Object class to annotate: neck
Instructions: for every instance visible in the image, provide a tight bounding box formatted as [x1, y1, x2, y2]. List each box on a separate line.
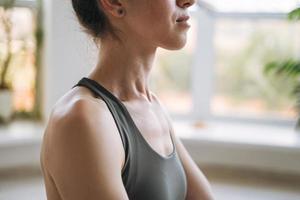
[87, 37, 157, 103]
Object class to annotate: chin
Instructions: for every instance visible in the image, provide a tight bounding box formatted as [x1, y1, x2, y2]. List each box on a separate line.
[160, 37, 187, 50]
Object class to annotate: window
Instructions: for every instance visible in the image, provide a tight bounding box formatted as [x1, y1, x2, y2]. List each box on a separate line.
[212, 17, 300, 120]
[203, 0, 299, 13]
[153, 1, 300, 125]
[0, 0, 40, 120]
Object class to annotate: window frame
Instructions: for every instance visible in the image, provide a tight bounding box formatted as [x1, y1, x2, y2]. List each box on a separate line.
[14, 0, 36, 8]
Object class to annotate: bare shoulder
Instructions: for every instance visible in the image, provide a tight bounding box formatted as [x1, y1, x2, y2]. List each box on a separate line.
[42, 88, 110, 153]
[40, 89, 128, 199]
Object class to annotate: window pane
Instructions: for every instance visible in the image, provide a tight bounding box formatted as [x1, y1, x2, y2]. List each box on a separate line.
[0, 7, 36, 114]
[150, 15, 198, 115]
[212, 18, 300, 120]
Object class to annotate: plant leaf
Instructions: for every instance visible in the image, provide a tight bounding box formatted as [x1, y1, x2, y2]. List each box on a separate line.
[288, 7, 300, 21]
[264, 59, 300, 78]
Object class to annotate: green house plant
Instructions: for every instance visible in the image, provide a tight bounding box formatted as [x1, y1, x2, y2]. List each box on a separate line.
[0, 0, 15, 124]
[263, 7, 300, 131]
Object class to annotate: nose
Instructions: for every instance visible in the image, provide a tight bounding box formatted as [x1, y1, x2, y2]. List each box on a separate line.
[177, 0, 195, 9]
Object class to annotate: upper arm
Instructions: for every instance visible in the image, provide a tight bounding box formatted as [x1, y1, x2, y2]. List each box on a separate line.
[47, 99, 129, 200]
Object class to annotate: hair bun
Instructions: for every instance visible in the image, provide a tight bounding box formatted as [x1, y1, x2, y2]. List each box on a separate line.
[71, 0, 111, 40]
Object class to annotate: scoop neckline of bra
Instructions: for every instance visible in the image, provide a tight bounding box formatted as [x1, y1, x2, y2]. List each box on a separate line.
[80, 77, 176, 160]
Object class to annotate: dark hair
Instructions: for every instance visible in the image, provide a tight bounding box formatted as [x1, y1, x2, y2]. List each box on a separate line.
[71, 0, 119, 42]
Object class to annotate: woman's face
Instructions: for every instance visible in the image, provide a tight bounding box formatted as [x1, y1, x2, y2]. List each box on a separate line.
[122, 0, 195, 50]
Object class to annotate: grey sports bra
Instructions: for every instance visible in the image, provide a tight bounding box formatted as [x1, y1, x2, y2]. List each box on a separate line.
[72, 77, 187, 200]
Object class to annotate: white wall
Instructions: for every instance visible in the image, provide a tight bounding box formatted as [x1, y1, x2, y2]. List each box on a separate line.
[43, 0, 98, 122]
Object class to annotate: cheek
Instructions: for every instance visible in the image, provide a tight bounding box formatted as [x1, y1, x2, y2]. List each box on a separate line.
[131, 3, 173, 34]
[125, 0, 187, 49]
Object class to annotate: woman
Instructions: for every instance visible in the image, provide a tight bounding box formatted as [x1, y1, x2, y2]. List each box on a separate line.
[40, 0, 214, 199]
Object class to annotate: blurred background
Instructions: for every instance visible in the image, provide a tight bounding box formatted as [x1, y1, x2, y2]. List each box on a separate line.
[0, 0, 300, 199]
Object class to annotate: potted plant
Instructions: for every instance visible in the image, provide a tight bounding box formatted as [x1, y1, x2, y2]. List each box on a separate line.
[0, 0, 15, 124]
[263, 7, 300, 131]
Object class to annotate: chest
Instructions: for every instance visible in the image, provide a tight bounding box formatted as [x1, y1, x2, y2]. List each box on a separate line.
[123, 100, 174, 157]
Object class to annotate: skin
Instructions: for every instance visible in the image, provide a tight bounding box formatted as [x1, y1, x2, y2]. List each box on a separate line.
[40, 0, 215, 199]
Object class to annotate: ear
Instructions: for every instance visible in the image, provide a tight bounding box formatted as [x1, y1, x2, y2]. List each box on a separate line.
[99, 0, 125, 18]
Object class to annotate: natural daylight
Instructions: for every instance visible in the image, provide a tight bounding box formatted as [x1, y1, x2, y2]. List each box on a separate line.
[0, 0, 300, 200]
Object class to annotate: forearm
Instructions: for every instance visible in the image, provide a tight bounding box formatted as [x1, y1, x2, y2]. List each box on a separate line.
[184, 166, 215, 200]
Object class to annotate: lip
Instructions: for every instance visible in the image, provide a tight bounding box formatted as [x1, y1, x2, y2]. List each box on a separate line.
[176, 20, 191, 29]
[176, 15, 190, 23]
